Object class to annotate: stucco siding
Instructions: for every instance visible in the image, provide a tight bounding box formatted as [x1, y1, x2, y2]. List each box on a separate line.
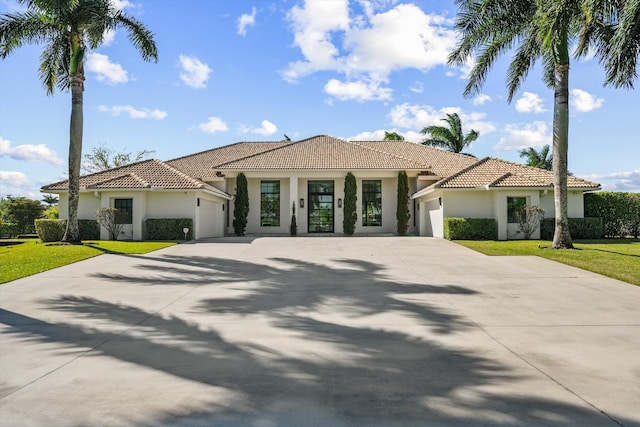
[443, 191, 494, 218]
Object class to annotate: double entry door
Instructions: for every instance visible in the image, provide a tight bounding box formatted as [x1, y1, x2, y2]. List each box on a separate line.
[308, 180, 334, 233]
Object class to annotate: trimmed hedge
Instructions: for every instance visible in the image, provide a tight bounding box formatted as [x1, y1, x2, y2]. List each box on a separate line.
[540, 217, 603, 240]
[145, 218, 193, 240]
[444, 218, 497, 240]
[585, 192, 640, 238]
[0, 222, 20, 239]
[35, 219, 100, 242]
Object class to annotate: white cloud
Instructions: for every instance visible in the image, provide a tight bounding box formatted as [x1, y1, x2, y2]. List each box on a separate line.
[178, 55, 212, 89]
[237, 7, 257, 36]
[283, 1, 457, 101]
[111, 0, 134, 10]
[324, 78, 392, 102]
[250, 120, 278, 136]
[198, 117, 228, 134]
[473, 94, 491, 106]
[494, 121, 550, 151]
[584, 169, 640, 191]
[85, 53, 128, 85]
[348, 129, 424, 142]
[0, 136, 64, 165]
[515, 92, 546, 113]
[409, 81, 424, 94]
[571, 89, 604, 112]
[0, 171, 30, 188]
[98, 105, 167, 120]
[102, 29, 116, 46]
[388, 103, 496, 135]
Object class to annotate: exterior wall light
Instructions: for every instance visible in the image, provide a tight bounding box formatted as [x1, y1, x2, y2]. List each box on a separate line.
[300, 198, 304, 208]
[338, 198, 342, 208]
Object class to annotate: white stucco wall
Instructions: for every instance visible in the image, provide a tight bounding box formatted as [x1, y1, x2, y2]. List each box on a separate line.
[442, 191, 494, 218]
[419, 197, 443, 237]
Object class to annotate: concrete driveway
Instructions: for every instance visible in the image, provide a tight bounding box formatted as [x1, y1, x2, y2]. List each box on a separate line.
[1, 237, 639, 426]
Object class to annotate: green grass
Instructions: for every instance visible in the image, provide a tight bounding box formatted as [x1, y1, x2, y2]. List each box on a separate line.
[455, 239, 640, 286]
[0, 239, 177, 284]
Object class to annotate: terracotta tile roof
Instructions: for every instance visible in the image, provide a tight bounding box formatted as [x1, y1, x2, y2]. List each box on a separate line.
[214, 135, 433, 170]
[41, 159, 232, 199]
[424, 157, 599, 191]
[167, 141, 291, 178]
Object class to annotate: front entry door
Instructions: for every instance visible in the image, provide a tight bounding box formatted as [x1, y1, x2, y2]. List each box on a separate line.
[308, 180, 334, 233]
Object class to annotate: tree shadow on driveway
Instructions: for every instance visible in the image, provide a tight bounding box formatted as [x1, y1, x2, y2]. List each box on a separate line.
[0, 252, 620, 426]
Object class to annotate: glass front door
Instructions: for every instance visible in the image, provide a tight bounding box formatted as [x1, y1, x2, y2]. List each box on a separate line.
[308, 180, 334, 233]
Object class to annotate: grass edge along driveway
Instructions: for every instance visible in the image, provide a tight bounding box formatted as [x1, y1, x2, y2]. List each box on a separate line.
[455, 239, 640, 286]
[0, 240, 177, 284]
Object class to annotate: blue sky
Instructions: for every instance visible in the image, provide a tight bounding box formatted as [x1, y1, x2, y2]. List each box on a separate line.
[1, 0, 639, 199]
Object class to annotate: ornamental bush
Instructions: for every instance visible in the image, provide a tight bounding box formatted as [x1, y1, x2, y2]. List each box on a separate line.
[343, 172, 357, 235]
[233, 172, 249, 236]
[396, 171, 410, 236]
[35, 219, 66, 242]
[540, 217, 603, 240]
[145, 218, 193, 240]
[585, 192, 640, 238]
[443, 218, 497, 240]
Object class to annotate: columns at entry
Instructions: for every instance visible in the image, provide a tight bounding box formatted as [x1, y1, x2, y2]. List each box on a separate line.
[290, 175, 298, 215]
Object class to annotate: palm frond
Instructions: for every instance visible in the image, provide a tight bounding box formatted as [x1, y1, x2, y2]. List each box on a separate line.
[113, 12, 158, 62]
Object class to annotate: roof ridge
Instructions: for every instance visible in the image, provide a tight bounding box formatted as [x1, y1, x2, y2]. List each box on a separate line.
[154, 159, 205, 188]
[434, 157, 492, 188]
[348, 140, 431, 169]
[86, 172, 150, 189]
[487, 172, 512, 187]
[166, 140, 288, 164]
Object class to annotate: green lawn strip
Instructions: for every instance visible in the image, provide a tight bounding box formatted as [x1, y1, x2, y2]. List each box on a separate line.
[454, 239, 640, 286]
[0, 240, 177, 284]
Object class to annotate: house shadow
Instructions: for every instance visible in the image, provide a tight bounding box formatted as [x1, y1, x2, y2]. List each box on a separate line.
[0, 253, 623, 426]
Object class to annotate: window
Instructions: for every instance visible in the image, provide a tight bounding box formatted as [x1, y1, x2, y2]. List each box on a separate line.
[507, 197, 527, 223]
[362, 180, 382, 226]
[260, 181, 280, 227]
[114, 198, 133, 224]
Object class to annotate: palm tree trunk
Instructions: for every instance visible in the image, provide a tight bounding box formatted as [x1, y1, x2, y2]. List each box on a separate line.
[551, 60, 573, 249]
[61, 73, 84, 244]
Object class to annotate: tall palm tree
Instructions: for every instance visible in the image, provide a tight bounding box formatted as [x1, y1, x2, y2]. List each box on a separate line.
[420, 112, 478, 154]
[0, 0, 157, 243]
[447, 0, 637, 249]
[383, 131, 405, 141]
[519, 145, 553, 170]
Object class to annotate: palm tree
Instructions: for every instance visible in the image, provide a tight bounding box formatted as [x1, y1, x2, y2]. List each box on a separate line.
[383, 131, 405, 141]
[0, 0, 157, 243]
[447, 0, 638, 249]
[519, 145, 552, 170]
[420, 112, 478, 154]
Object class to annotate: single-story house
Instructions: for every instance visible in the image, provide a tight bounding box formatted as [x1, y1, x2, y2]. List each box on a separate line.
[42, 135, 600, 240]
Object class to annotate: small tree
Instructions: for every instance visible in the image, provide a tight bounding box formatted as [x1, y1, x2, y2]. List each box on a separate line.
[343, 172, 357, 235]
[396, 171, 410, 236]
[83, 143, 155, 173]
[5, 197, 45, 234]
[515, 205, 545, 240]
[233, 172, 249, 236]
[290, 202, 297, 236]
[42, 194, 59, 206]
[96, 207, 128, 240]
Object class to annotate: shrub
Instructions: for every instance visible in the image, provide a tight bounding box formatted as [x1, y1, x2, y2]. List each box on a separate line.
[444, 218, 497, 240]
[514, 205, 545, 239]
[0, 222, 20, 238]
[290, 202, 297, 236]
[35, 219, 66, 242]
[343, 172, 357, 235]
[4, 197, 45, 235]
[396, 171, 410, 236]
[233, 172, 249, 236]
[145, 218, 193, 240]
[585, 192, 640, 238]
[34, 219, 99, 242]
[96, 208, 129, 240]
[540, 217, 603, 240]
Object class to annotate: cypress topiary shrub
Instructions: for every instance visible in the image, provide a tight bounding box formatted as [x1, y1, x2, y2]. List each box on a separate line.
[233, 172, 249, 236]
[343, 172, 357, 235]
[290, 202, 297, 236]
[35, 219, 66, 242]
[540, 217, 603, 240]
[145, 218, 193, 240]
[396, 171, 410, 236]
[443, 218, 497, 240]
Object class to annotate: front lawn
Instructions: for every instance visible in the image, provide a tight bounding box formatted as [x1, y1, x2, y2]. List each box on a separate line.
[455, 239, 640, 286]
[0, 239, 177, 284]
